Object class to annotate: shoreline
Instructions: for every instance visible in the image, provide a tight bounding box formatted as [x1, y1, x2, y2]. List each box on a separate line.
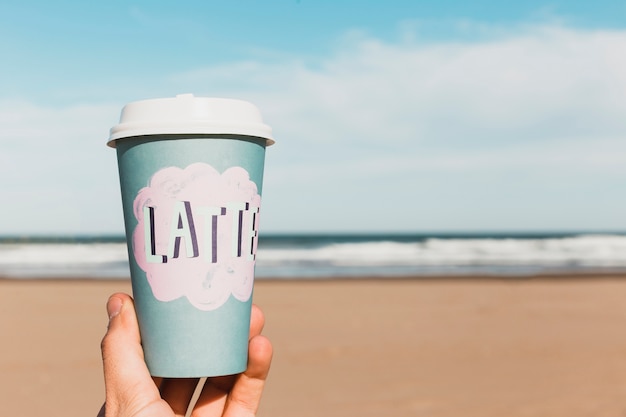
[4, 276, 626, 417]
[4, 269, 626, 282]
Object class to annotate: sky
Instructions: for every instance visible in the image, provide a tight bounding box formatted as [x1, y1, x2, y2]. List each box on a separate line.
[2, 0, 626, 235]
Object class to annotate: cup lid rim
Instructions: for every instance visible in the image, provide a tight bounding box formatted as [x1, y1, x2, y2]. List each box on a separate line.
[107, 94, 275, 148]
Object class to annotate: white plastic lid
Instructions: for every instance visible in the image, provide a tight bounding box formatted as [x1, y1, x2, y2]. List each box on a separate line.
[107, 94, 274, 147]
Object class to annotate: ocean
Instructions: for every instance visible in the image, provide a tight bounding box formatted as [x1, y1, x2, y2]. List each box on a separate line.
[2, 232, 626, 279]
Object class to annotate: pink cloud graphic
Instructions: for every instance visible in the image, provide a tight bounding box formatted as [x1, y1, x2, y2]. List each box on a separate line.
[131, 163, 261, 311]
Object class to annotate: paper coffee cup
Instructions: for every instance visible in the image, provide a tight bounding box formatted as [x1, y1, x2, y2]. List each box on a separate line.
[108, 94, 274, 377]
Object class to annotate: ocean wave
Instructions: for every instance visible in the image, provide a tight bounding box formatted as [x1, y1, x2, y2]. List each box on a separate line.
[0, 243, 130, 278]
[258, 234, 626, 268]
[2, 234, 626, 278]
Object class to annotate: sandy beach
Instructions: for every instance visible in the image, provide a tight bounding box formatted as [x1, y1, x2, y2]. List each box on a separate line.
[3, 276, 626, 417]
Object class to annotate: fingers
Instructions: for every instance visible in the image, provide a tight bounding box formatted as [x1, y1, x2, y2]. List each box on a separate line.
[100, 293, 160, 415]
[199, 303, 266, 396]
[159, 378, 200, 417]
[249, 304, 265, 339]
[222, 334, 273, 417]
[101, 294, 150, 385]
[191, 305, 272, 417]
[101, 297, 272, 417]
[192, 336, 273, 417]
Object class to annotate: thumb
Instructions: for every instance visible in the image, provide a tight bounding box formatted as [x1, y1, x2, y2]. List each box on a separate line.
[100, 293, 160, 416]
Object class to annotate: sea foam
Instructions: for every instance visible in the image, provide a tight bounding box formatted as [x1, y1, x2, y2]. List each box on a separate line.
[1, 234, 626, 278]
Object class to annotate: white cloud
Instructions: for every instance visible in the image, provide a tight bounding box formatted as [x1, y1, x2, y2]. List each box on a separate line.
[3, 23, 626, 233]
[0, 100, 123, 234]
[175, 25, 626, 149]
[246, 25, 626, 231]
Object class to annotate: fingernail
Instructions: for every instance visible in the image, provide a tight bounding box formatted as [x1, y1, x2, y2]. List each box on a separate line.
[107, 296, 123, 320]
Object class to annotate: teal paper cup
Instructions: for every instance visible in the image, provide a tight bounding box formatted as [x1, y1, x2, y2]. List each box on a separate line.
[107, 94, 274, 377]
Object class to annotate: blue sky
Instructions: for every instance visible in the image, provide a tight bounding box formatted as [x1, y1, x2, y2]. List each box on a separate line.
[2, 0, 626, 234]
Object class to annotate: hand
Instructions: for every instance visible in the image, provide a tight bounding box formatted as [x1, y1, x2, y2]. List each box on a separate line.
[97, 293, 273, 417]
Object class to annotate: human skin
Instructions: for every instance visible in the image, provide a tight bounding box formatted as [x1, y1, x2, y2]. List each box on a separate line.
[98, 293, 273, 417]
